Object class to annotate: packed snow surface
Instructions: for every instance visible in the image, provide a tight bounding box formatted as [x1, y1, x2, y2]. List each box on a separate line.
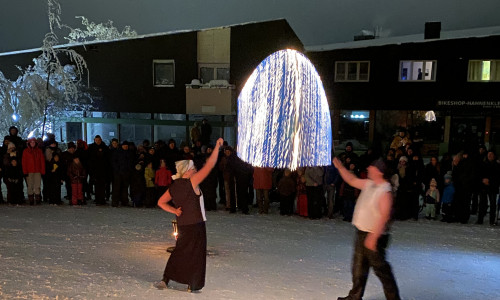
[0, 205, 499, 300]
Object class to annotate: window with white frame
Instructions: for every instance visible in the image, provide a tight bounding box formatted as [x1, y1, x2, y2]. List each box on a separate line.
[153, 59, 175, 87]
[335, 61, 370, 82]
[468, 60, 500, 82]
[199, 63, 230, 83]
[399, 60, 436, 81]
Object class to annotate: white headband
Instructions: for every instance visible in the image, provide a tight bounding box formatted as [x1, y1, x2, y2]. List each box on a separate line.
[172, 160, 195, 180]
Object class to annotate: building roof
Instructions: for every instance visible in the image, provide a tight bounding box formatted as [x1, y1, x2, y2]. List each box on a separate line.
[306, 25, 500, 52]
[0, 18, 290, 57]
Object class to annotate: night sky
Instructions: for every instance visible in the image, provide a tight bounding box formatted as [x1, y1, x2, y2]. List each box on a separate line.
[1, 0, 500, 52]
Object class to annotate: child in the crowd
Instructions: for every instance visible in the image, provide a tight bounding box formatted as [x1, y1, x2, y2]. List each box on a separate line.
[340, 162, 360, 222]
[46, 153, 64, 205]
[424, 178, 440, 220]
[4, 157, 24, 205]
[278, 169, 296, 215]
[155, 159, 172, 200]
[441, 173, 455, 222]
[67, 156, 86, 206]
[144, 161, 156, 208]
[296, 168, 308, 217]
[130, 162, 145, 207]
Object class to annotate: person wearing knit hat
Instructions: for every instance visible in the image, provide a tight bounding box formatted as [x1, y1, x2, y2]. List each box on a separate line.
[424, 178, 440, 220]
[334, 156, 401, 300]
[155, 138, 224, 293]
[441, 172, 455, 222]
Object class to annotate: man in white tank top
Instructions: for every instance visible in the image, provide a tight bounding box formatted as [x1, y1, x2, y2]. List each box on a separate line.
[334, 158, 401, 300]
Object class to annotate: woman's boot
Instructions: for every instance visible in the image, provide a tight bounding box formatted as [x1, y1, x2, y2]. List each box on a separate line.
[28, 194, 35, 206]
[35, 194, 41, 205]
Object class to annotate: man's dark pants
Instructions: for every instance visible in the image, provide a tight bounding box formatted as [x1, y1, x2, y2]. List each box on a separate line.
[346, 230, 401, 300]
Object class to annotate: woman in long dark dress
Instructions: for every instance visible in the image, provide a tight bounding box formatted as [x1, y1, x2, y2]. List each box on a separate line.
[154, 138, 223, 292]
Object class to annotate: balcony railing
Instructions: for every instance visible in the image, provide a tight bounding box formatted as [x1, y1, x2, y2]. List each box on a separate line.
[186, 80, 236, 115]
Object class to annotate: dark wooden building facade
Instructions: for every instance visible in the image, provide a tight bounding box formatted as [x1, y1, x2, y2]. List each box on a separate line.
[0, 19, 303, 146]
[307, 26, 500, 154]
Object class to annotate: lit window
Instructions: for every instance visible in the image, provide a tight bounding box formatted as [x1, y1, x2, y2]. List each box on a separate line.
[335, 61, 370, 82]
[399, 60, 436, 81]
[153, 60, 175, 87]
[468, 60, 500, 82]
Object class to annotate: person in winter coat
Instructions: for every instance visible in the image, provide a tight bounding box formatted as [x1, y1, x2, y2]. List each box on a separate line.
[60, 142, 76, 202]
[253, 167, 274, 214]
[2, 141, 21, 204]
[390, 128, 411, 151]
[111, 141, 135, 207]
[423, 156, 442, 214]
[130, 162, 146, 208]
[220, 147, 236, 212]
[88, 135, 110, 206]
[144, 161, 156, 208]
[278, 169, 296, 215]
[200, 119, 212, 146]
[395, 156, 413, 220]
[107, 138, 120, 201]
[408, 154, 425, 220]
[164, 139, 181, 175]
[340, 162, 361, 222]
[441, 173, 455, 222]
[452, 151, 476, 224]
[296, 168, 308, 217]
[155, 159, 173, 202]
[22, 137, 45, 205]
[75, 139, 90, 201]
[67, 155, 86, 206]
[4, 126, 24, 153]
[46, 153, 64, 205]
[424, 178, 440, 220]
[190, 122, 201, 145]
[477, 151, 499, 225]
[199, 146, 218, 211]
[234, 155, 254, 214]
[3, 157, 24, 205]
[304, 166, 325, 219]
[182, 145, 194, 160]
[146, 147, 160, 170]
[471, 145, 488, 215]
[338, 142, 359, 164]
[324, 158, 341, 218]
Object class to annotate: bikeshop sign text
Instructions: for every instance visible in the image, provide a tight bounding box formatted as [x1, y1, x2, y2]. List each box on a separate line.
[437, 100, 500, 109]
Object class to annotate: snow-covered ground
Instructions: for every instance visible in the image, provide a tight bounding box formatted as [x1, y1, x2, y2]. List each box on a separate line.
[0, 203, 499, 300]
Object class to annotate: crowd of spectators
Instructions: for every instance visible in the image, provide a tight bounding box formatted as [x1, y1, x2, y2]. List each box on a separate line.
[0, 124, 498, 226]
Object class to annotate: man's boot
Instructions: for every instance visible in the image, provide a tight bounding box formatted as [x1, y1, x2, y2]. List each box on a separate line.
[35, 194, 42, 205]
[28, 194, 35, 206]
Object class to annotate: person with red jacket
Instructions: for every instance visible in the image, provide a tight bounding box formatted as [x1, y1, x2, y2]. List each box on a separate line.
[22, 137, 45, 205]
[253, 167, 274, 214]
[155, 159, 173, 201]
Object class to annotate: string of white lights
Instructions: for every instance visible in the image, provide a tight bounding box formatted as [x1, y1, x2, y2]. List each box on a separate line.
[237, 49, 332, 170]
